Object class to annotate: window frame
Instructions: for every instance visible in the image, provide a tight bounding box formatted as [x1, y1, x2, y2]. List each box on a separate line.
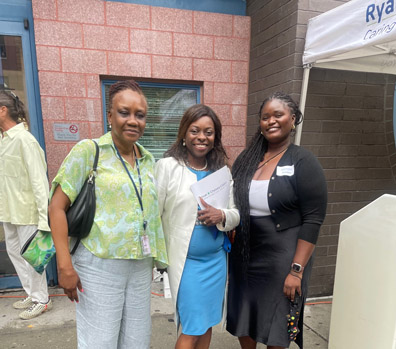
[101, 80, 201, 132]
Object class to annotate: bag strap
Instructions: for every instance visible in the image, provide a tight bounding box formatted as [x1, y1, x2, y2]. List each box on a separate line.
[70, 140, 99, 255]
[92, 140, 99, 172]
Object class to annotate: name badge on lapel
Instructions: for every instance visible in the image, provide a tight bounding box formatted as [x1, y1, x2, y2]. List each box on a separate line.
[276, 165, 294, 176]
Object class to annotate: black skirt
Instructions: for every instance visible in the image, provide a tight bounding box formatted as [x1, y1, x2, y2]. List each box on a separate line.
[226, 216, 312, 348]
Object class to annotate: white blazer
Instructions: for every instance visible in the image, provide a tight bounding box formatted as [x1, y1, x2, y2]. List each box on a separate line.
[154, 157, 240, 327]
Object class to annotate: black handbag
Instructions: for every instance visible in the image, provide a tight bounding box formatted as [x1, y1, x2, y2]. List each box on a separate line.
[67, 140, 99, 254]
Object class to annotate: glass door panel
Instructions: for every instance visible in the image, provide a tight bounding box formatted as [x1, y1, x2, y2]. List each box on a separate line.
[0, 4, 56, 289]
[0, 19, 42, 288]
[0, 34, 30, 128]
[0, 33, 28, 284]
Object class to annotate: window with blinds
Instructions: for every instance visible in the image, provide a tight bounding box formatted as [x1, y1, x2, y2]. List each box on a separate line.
[102, 81, 200, 160]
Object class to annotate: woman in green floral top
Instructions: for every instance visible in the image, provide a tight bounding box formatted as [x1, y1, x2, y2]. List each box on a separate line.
[49, 80, 167, 348]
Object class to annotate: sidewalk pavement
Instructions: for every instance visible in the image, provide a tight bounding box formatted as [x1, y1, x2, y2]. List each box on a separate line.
[0, 279, 331, 349]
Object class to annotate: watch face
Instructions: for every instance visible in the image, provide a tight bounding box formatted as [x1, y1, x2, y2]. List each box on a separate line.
[292, 263, 302, 272]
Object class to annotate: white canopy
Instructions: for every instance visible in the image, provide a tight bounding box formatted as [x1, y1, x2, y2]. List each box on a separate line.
[296, 0, 396, 144]
[303, 0, 396, 74]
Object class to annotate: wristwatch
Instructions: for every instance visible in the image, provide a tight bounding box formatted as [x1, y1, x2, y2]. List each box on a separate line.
[291, 262, 304, 273]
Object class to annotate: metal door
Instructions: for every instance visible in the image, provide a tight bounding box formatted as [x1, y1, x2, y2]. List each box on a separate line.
[0, 3, 56, 288]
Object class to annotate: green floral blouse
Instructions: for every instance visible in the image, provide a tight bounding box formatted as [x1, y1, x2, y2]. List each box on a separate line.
[50, 132, 168, 266]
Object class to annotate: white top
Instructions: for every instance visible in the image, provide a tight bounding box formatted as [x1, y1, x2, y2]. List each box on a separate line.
[249, 180, 271, 216]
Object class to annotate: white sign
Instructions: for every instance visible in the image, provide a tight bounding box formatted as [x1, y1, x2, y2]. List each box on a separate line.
[53, 123, 80, 141]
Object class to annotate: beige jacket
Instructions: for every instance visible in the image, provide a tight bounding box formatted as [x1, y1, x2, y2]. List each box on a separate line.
[154, 157, 240, 327]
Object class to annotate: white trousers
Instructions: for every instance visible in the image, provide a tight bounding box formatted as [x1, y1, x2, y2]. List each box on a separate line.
[72, 244, 153, 349]
[3, 222, 49, 303]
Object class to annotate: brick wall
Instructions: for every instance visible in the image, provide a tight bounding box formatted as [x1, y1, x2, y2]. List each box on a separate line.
[247, 0, 396, 296]
[32, 0, 250, 180]
[247, 0, 349, 139]
[247, 0, 300, 138]
[303, 69, 396, 295]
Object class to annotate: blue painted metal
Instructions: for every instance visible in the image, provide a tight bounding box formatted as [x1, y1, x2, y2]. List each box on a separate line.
[0, 0, 57, 289]
[101, 82, 108, 131]
[101, 80, 201, 132]
[0, 0, 45, 148]
[0, 276, 21, 289]
[0, 21, 41, 139]
[0, 265, 57, 289]
[105, 0, 246, 15]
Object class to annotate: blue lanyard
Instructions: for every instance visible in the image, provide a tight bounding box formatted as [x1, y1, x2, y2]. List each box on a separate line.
[114, 143, 147, 231]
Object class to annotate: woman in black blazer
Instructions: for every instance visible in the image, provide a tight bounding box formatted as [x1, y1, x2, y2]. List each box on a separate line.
[226, 92, 327, 349]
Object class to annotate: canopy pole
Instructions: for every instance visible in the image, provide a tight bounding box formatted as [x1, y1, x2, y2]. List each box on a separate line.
[295, 65, 311, 145]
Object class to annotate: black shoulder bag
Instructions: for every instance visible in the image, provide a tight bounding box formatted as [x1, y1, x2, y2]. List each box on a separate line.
[67, 140, 99, 254]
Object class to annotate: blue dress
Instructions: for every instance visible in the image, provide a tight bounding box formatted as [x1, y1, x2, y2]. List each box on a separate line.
[177, 169, 227, 335]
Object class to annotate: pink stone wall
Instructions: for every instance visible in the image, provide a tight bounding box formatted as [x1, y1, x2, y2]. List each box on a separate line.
[32, 0, 250, 179]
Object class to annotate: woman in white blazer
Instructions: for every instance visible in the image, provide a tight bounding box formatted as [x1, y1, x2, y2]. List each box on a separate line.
[155, 104, 240, 349]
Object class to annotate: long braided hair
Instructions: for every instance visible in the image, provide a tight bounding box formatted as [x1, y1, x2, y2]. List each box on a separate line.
[231, 92, 303, 273]
[0, 90, 27, 125]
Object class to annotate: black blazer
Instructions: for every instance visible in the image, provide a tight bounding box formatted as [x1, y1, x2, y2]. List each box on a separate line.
[267, 144, 327, 244]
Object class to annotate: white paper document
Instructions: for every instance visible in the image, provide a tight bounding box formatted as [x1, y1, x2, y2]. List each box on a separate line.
[190, 166, 230, 209]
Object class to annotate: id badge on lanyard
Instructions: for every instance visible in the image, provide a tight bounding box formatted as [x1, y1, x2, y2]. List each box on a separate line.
[115, 144, 152, 257]
[141, 220, 151, 256]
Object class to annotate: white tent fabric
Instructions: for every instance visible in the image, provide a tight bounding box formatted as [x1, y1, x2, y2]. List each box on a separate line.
[303, 0, 396, 74]
[296, 0, 396, 144]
